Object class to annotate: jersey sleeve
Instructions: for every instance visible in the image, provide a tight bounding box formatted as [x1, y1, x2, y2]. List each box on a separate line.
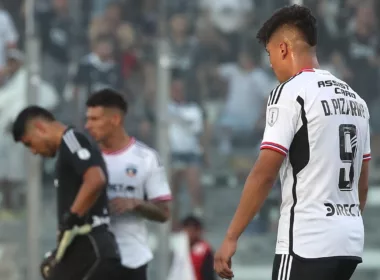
[144, 153, 172, 202]
[363, 124, 371, 161]
[62, 130, 105, 177]
[260, 87, 300, 156]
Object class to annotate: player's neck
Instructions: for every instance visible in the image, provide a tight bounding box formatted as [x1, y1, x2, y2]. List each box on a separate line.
[101, 130, 132, 153]
[292, 54, 319, 76]
[54, 122, 68, 149]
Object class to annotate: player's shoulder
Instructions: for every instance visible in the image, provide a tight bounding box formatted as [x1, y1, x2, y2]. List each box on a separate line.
[61, 128, 95, 154]
[267, 71, 310, 107]
[133, 140, 162, 166]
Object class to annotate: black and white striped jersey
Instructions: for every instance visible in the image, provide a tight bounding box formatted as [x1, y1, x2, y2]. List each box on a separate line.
[260, 68, 371, 260]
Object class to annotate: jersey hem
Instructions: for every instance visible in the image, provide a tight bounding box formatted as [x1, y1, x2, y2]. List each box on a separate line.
[121, 256, 153, 269]
[289, 251, 362, 263]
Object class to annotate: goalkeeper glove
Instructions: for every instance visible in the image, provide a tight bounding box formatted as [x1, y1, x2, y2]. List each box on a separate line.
[40, 250, 56, 280]
[55, 212, 92, 262]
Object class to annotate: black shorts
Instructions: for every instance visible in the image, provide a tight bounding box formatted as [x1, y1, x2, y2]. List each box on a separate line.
[123, 264, 148, 280]
[49, 229, 125, 280]
[272, 254, 360, 280]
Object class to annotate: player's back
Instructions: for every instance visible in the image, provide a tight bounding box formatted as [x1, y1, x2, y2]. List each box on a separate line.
[261, 69, 370, 260]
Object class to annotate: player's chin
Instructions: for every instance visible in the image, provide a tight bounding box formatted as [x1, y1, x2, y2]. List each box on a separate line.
[87, 131, 100, 141]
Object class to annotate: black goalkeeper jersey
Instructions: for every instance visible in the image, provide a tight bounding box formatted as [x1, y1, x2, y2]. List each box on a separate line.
[55, 128, 109, 227]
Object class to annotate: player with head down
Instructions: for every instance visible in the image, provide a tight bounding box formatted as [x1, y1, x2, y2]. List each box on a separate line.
[214, 5, 370, 280]
[12, 106, 128, 280]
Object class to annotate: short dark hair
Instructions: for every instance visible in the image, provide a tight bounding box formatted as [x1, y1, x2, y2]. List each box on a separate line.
[86, 88, 128, 114]
[12, 106, 55, 142]
[181, 215, 203, 229]
[256, 4, 317, 47]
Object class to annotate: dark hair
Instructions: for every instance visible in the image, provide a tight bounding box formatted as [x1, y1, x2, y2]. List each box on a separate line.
[181, 215, 203, 229]
[86, 88, 128, 114]
[256, 4, 317, 47]
[12, 106, 55, 142]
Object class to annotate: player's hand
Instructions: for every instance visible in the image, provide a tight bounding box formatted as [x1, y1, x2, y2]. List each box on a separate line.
[56, 212, 92, 262]
[109, 197, 143, 214]
[214, 237, 237, 279]
[40, 250, 56, 280]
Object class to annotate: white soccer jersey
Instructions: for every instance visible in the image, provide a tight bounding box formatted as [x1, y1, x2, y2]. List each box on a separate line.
[261, 68, 371, 260]
[103, 138, 172, 268]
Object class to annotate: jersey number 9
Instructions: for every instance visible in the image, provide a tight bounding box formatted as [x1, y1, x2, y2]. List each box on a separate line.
[338, 124, 357, 191]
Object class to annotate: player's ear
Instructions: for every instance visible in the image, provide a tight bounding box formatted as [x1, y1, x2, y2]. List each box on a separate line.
[35, 120, 51, 136]
[279, 42, 288, 60]
[111, 112, 122, 126]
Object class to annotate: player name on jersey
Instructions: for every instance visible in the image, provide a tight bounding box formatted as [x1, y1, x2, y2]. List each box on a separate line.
[321, 98, 366, 118]
[318, 80, 367, 118]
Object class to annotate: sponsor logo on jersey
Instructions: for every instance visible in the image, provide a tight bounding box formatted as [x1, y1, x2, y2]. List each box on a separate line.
[324, 203, 361, 217]
[126, 165, 138, 177]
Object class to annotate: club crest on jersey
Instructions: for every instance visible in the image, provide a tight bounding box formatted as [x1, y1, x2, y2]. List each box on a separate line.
[126, 165, 137, 177]
[268, 107, 279, 126]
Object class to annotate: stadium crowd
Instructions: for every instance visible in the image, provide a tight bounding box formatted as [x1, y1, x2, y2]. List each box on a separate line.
[0, 0, 379, 244]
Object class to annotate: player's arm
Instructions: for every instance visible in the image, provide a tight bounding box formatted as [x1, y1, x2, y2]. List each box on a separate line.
[136, 154, 172, 222]
[224, 90, 300, 242]
[54, 130, 107, 263]
[359, 125, 371, 212]
[63, 131, 107, 217]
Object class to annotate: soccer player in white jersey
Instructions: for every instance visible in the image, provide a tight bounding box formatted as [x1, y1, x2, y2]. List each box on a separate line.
[85, 89, 172, 280]
[214, 5, 370, 280]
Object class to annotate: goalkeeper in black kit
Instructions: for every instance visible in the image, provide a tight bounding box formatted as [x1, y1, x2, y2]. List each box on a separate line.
[12, 106, 126, 280]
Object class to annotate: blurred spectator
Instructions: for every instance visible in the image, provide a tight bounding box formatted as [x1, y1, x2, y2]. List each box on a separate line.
[311, 0, 340, 59]
[338, 3, 379, 104]
[0, 4, 18, 83]
[136, 0, 158, 39]
[216, 51, 273, 155]
[117, 23, 139, 80]
[88, 1, 124, 47]
[0, 49, 58, 214]
[201, 0, 252, 34]
[72, 35, 123, 126]
[181, 215, 216, 280]
[88, 1, 139, 82]
[200, 0, 253, 62]
[90, 0, 114, 18]
[168, 79, 205, 228]
[37, 0, 72, 95]
[168, 13, 199, 81]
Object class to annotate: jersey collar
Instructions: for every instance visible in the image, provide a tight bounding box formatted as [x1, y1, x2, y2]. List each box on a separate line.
[102, 137, 136, 155]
